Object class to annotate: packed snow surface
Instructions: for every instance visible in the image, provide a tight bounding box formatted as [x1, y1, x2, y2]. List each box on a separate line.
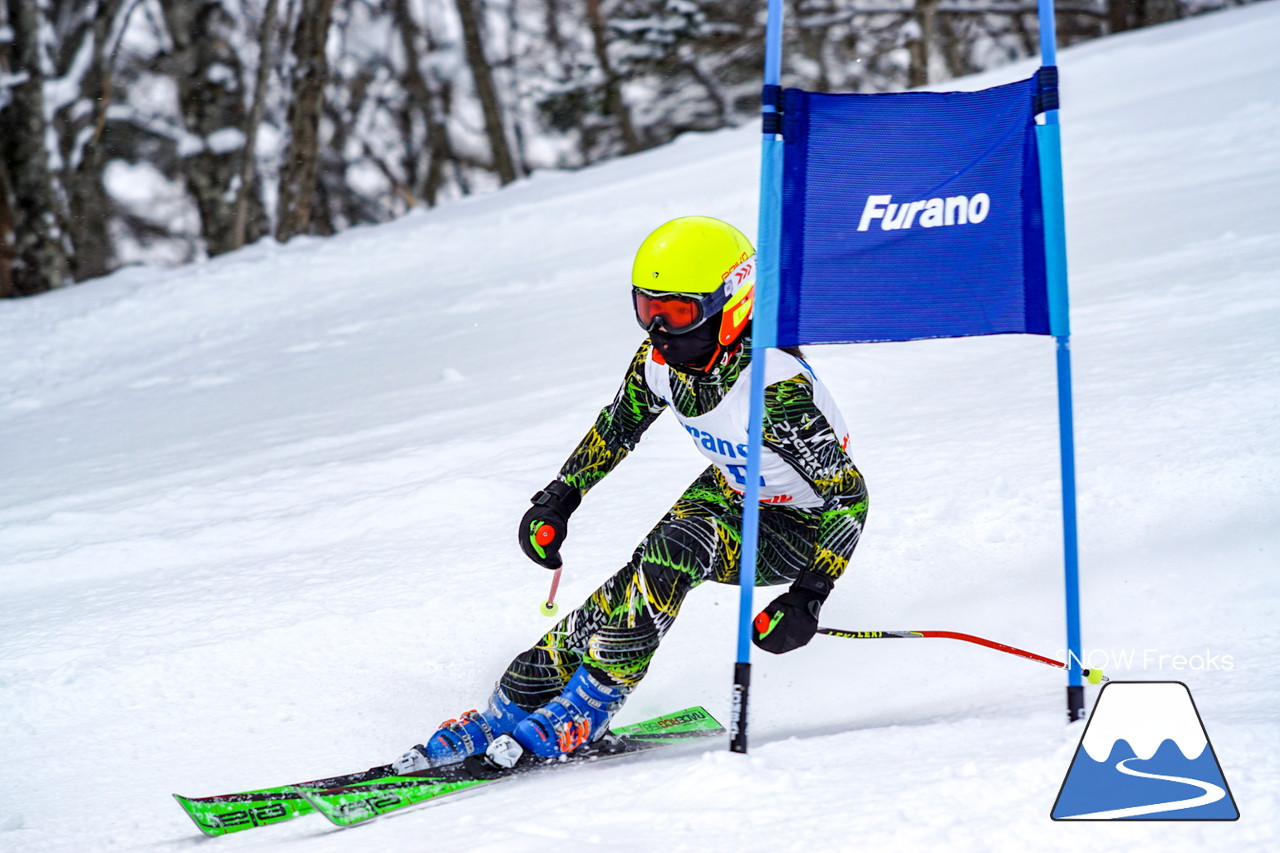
[2, 5, 1278, 851]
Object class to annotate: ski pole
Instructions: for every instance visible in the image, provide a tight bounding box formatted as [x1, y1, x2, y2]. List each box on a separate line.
[540, 565, 562, 617]
[528, 520, 563, 617]
[816, 628, 1107, 684]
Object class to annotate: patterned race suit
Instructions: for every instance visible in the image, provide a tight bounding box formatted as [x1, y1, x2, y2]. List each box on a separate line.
[499, 337, 868, 710]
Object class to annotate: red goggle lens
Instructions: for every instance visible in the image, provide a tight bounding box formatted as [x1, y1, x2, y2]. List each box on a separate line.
[633, 290, 704, 333]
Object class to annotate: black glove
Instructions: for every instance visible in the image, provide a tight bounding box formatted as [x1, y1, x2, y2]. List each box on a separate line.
[518, 480, 581, 569]
[752, 571, 834, 654]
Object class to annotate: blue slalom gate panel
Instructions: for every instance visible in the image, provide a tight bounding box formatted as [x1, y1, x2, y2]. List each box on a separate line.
[778, 78, 1050, 346]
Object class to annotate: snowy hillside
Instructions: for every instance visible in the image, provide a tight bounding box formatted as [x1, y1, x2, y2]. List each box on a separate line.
[2, 4, 1278, 851]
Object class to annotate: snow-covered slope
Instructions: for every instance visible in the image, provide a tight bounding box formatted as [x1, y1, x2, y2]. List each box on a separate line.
[2, 4, 1277, 851]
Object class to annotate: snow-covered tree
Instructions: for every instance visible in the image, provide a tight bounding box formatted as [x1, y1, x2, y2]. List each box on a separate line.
[0, 0, 1256, 297]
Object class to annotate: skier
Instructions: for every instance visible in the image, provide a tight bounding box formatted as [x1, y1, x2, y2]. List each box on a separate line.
[394, 216, 867, 772]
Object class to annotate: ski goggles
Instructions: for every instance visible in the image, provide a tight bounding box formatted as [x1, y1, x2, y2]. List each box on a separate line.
[632, 286, 732, 335]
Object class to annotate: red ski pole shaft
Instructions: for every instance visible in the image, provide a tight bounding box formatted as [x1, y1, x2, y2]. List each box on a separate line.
[531, 521, 564, 617]
[540, 567, 563, 617]
[547, 566, 562, 604]
[816, 628, 1107, 683]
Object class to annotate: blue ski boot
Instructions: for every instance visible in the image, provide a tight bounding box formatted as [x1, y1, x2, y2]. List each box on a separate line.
[392, 686, 529, 774]
[499, 665, 627, 762]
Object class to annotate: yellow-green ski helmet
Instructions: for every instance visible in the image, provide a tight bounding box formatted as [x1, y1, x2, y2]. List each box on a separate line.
[630, 217, 756, 371]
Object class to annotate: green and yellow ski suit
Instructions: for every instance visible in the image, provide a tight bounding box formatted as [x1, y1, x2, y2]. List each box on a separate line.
[500, 338, 867, 709]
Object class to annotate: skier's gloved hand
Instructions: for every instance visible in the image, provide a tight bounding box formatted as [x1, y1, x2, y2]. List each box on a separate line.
[518, 480, 581, 569]
[752, 571, 834, 654]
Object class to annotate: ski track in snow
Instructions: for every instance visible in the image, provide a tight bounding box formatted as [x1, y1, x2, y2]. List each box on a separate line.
[2, 5, 1278, 852]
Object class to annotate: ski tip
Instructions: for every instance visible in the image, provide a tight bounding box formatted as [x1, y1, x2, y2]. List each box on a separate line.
[172, 793, 229, 838]
[296, 784, 374, 828]
[172, 788, 316, 836]
[300, 775, 494, 827]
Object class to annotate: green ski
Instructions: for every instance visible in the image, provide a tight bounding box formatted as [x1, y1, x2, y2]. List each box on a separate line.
[302, 706, 725, 828]
[174, 705, 723, 836]
[174, 765, 394, 836]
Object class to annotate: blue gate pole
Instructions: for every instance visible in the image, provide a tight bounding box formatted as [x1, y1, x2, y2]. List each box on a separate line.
[1035, 0, 1085, 723]
[731, 0, 785, 754]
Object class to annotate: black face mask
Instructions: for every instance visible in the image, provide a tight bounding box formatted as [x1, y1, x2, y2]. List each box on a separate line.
[649, 316, 722, 373]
